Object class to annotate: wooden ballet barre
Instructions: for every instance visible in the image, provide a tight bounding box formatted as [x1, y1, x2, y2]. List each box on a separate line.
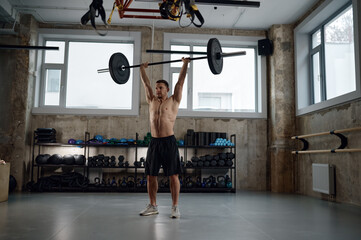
[292, 149, 361, 154]
[291, 127, 361, 139]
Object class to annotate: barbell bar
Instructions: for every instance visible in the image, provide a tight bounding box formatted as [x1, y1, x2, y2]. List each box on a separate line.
[97, 38, 246, 84]
[146, 49, 208, 55]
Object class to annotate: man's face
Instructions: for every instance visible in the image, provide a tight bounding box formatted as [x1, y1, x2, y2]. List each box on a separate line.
[155, 83, 169, 98]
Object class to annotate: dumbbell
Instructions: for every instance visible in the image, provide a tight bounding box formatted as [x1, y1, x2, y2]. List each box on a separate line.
[134, 159, 142, 168]
[210, 159, 217, 167]
[118, 155, 125, 167]
[204, 160, 210, 167]
[103, 156, 110, 167]
[191, 156, 199, 165]
[180, 156, 185, 167]
[227, 152, 235, 160]
[219, 152, 227, 160]
[88, 157, 94, 167]
[225, 159, 233, 166]
[218, 159, 225, 166]
[139, 157, 145, 167]
[110, 156, 116, 167]
[96, 158, 103, 167]
[186, 161, 193, 168]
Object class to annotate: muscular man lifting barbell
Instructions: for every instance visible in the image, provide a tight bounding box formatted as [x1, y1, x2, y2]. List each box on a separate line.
[139, 57, 190, 218]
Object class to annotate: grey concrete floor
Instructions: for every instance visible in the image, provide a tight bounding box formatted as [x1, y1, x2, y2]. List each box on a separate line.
[1, 191, 361, 240]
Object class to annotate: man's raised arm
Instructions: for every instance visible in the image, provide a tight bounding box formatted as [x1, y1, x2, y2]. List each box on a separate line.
[140, 63, 154, 104]
[173, 58, 190, 103]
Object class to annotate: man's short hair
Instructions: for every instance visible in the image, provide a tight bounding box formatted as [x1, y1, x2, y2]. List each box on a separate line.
[156, 80, 169, 89]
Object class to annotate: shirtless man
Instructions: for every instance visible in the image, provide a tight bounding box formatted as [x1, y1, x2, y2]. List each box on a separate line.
[139, 58, 190, 218]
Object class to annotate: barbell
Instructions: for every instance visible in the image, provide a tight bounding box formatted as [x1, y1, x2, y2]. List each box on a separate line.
[97, 38, 246, 84]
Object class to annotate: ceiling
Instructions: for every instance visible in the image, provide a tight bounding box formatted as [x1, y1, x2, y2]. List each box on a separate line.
[0, 0, 320, 30]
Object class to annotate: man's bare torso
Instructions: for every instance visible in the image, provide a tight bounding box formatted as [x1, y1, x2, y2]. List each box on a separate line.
[149, 96, 179, 138]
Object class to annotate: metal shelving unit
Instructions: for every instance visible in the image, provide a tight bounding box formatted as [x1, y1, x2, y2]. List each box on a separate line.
[30, 131, 236, 193]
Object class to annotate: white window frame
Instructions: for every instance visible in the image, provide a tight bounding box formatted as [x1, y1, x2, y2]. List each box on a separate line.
[32, 29, 141, 116]
[294, 0, 361, 116]
[163, 33, 267, 119]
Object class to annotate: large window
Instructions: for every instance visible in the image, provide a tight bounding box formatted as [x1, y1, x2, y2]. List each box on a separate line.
[33, 29, 141, 115]
[295, 0, 360, 115]
[164, 33, 267, 118]
[310, 4, 355, 104]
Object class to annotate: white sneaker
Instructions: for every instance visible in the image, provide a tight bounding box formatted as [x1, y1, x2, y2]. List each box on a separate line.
[139, 204, 159, 216]
[170, 205, 180, 218]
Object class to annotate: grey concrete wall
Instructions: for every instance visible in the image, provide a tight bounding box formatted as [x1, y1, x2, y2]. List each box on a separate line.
[295, 102, 361, 206]
[0, 15, 38, 190]
[293, 0, 361, 207]
[1, 21, 269, 191]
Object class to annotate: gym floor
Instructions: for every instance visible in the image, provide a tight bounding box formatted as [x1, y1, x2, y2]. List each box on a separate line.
[1, 191, 361, 240]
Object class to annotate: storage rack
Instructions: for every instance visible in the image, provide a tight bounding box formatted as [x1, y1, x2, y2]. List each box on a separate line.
[30, 131, 236, 193]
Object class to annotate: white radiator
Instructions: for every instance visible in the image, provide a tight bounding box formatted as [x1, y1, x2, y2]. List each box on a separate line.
[312, 163, 335, 195]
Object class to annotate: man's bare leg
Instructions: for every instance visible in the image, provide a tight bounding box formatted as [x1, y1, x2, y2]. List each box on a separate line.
[169, 174, 180, 206]
[147, 175, 158, 206]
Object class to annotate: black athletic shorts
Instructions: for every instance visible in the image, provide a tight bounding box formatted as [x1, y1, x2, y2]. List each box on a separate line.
[145, 135, 182, 176]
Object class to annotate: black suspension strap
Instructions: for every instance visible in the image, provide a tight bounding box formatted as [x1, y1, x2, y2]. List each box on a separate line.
[81, 0, 108, 36]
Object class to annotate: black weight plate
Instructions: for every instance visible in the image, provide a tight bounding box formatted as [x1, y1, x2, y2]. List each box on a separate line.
[109, 52, 130, 84]
[207, 38, 223, 74]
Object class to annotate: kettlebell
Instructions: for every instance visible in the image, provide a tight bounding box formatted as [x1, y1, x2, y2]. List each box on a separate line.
[94, 177, 100, 186]
[196, 177, 202, 188]
[210, 176, 217, 188]
[217, 176, 226, 188]
[202, 178, 207, 188]
[121, 177, 127, 188]
[136, 178, 142, 187]
[205, 177, 212, 188]
[225, 175, 232, 188]
[110, 177, 117, 187]
[185, 176, 193, 188]
[160, 179, 165, 188]
[127, 176, 135, 188]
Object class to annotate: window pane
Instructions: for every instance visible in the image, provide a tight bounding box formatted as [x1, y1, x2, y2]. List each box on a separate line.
[44, 69, 61, 105]
[66, 42, 134, 109]
[171, 73, 187, 109]
[170, 45, 190, 67]
[192, 46, 255, 112]
[324, 6, 355, 100]
[312, 52, 321, 103]
[312, 30, 321, 48]
[45, 41, 65, 64]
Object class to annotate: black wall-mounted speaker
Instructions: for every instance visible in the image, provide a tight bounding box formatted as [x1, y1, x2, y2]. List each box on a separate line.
[258, 39, 273, 56]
